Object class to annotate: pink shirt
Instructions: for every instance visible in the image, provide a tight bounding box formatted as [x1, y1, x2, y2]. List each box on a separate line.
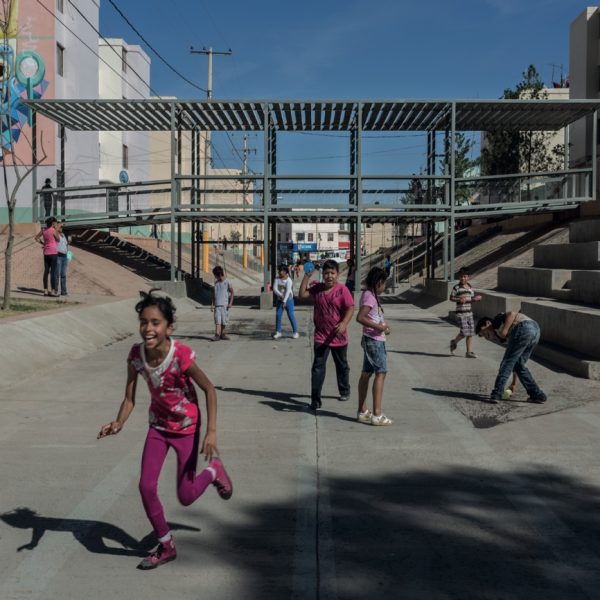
[309, 282, 354, 347]
[42, 227, 58, 255]
[360, 289, 386, 342]
[128, 340, 199, 435]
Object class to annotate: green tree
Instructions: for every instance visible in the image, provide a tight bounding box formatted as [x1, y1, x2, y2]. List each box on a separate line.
[481, 65, 564, 176]
[441, 132, 477, 204]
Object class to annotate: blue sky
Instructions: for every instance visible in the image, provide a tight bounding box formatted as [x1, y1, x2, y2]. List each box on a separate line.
[99, 0, 587, 175]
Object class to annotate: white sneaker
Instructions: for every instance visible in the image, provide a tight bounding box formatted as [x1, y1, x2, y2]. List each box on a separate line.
[272, 332, 282, 339]
[292, 332, 299, 339]
[371, 414, 393, 426]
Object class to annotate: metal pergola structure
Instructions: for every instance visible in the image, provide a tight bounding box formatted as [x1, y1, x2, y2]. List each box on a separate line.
[26, 98, 600, 289]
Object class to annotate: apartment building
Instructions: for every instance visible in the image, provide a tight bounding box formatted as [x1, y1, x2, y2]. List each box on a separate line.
[0, 0, 100, 219]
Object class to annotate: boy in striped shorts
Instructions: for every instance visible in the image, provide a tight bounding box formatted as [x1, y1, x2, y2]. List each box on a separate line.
[449, 268, 481, 358]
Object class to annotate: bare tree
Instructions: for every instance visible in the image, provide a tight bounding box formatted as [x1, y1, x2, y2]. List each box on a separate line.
[1, 0, 47, 310]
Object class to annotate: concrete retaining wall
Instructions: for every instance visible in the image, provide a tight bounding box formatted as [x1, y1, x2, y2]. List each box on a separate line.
[0, 297, 198, 389]
[424, 279, 454, 300]
[473, 290, 522, 319]
[497, 267, 571, 297]
[534, 242, 600, 269]
[521, 300, 600, 359]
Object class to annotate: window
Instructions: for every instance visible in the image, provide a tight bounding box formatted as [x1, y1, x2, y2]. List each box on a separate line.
[122, 144, 128, 169]
[277, 233, 281, 242]
[56, 43, 64, 77]
[327, 233, 334, 242]
[57, 0, 63, 13]
[122, 48, 128, 73]
[296, 232, 305, 242]
[307, 233, 314, 242]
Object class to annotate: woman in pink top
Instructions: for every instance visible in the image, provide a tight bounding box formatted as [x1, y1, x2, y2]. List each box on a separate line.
[34, 217, 60, 296]
[356, 267, 393, 426]
[98, 290, 233, 570]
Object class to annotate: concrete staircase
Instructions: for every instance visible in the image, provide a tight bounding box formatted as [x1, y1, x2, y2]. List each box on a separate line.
[476, 219, 600, 379]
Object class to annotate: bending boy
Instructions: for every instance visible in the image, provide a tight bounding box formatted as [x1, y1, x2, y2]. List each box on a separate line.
[476, 312, 546, 405]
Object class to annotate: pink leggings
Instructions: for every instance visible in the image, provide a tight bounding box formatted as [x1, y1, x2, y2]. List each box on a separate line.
[139, 427, 213, 538]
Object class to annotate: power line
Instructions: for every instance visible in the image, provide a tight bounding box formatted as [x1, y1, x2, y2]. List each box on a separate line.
[67, 1, 162, 98]
[106, 0, 207, 94]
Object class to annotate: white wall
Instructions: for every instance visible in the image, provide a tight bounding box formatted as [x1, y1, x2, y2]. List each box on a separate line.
[569, 7, 599, 167]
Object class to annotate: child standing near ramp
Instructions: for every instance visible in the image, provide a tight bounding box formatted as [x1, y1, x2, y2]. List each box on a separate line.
[356, 267, 393, 426]
[97, 290, 232, 570]
[211, 266, 234, 341]
[449, 268, 481, 358]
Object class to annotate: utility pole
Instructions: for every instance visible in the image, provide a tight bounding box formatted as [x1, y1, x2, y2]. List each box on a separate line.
[190, 46, 232, 273]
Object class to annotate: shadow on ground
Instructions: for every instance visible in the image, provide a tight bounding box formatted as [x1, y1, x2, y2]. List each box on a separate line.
[196, 466, 600, 599]
[0, 508, 199, 556]
[3, 468, 600, 598]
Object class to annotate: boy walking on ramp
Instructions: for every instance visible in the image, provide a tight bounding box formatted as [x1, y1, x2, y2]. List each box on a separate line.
[476, 311, 547, 405]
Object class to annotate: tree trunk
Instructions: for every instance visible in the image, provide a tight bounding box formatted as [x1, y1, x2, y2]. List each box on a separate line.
[2, 200, 15, 310]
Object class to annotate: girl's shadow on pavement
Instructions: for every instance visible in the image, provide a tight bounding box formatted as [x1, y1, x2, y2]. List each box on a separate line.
[1, 507, 199, 556]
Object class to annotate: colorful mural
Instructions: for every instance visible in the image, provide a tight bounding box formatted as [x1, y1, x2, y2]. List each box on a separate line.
[0, 0, 49, 160]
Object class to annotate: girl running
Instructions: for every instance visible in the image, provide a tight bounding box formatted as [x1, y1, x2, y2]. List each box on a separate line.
[98, 290, 232, 570]
[356, 267, 393, 426]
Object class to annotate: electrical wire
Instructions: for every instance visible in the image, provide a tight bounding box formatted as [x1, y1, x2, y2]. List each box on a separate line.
[33, 0, 156, 101]
[66, 1, 162, 98]
[105, 0, 207, 94]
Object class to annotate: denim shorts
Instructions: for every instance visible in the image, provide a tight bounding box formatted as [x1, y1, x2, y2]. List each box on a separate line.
[214, 306, 229, 325]
[361, 335, 387, 374]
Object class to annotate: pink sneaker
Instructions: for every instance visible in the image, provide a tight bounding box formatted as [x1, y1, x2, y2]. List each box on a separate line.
[137, 538, 177, 570]
[210, 457, 233, 500]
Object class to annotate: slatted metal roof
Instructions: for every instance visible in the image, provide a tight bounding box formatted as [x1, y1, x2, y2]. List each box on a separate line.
[24, 98, 600, 133]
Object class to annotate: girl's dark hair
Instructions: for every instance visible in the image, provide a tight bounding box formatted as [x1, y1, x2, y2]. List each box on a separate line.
[212, 265, 224, 277]
[365, 266, 387, 310]
[277, 263, 289, 274]
[45, 216, 57, 228]
[346, 258, 355, 267]
[321, 259, 339, 272]
[135, 288, 176, 325]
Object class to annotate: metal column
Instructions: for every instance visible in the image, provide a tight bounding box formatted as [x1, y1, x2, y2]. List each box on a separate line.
[269, 124, 277, 284]
[449, 103, 456, 279]
[262, 103, 270, 289]
[350, 125, 357, 261]
[355, 103, 363, 290]
[592, 110, 598, 201]
[170, 102, 177, 281]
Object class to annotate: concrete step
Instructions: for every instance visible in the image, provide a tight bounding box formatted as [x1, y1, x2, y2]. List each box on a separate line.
[570, 270, 600, 305]
[570, 218, 600, 243]
[534, 241, 600, 269]
[497, 266, 571, 297]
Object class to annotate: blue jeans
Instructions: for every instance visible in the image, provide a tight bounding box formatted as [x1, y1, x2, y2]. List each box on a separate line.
[275, 298, 298, 334]
[58, 254, 68, 295]
[491, 320, 545, 400]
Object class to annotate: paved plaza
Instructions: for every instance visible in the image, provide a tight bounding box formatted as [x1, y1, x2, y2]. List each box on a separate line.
[1, 297, 600, 599]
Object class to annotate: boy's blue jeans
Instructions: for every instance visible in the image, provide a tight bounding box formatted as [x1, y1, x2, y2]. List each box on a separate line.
[275, 298, 298, 334]
[491, 320, 545, 400]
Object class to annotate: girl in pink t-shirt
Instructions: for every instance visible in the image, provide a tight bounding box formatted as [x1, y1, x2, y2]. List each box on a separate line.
[356, 267, 393, 426]
[98, 290, 233, 570]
